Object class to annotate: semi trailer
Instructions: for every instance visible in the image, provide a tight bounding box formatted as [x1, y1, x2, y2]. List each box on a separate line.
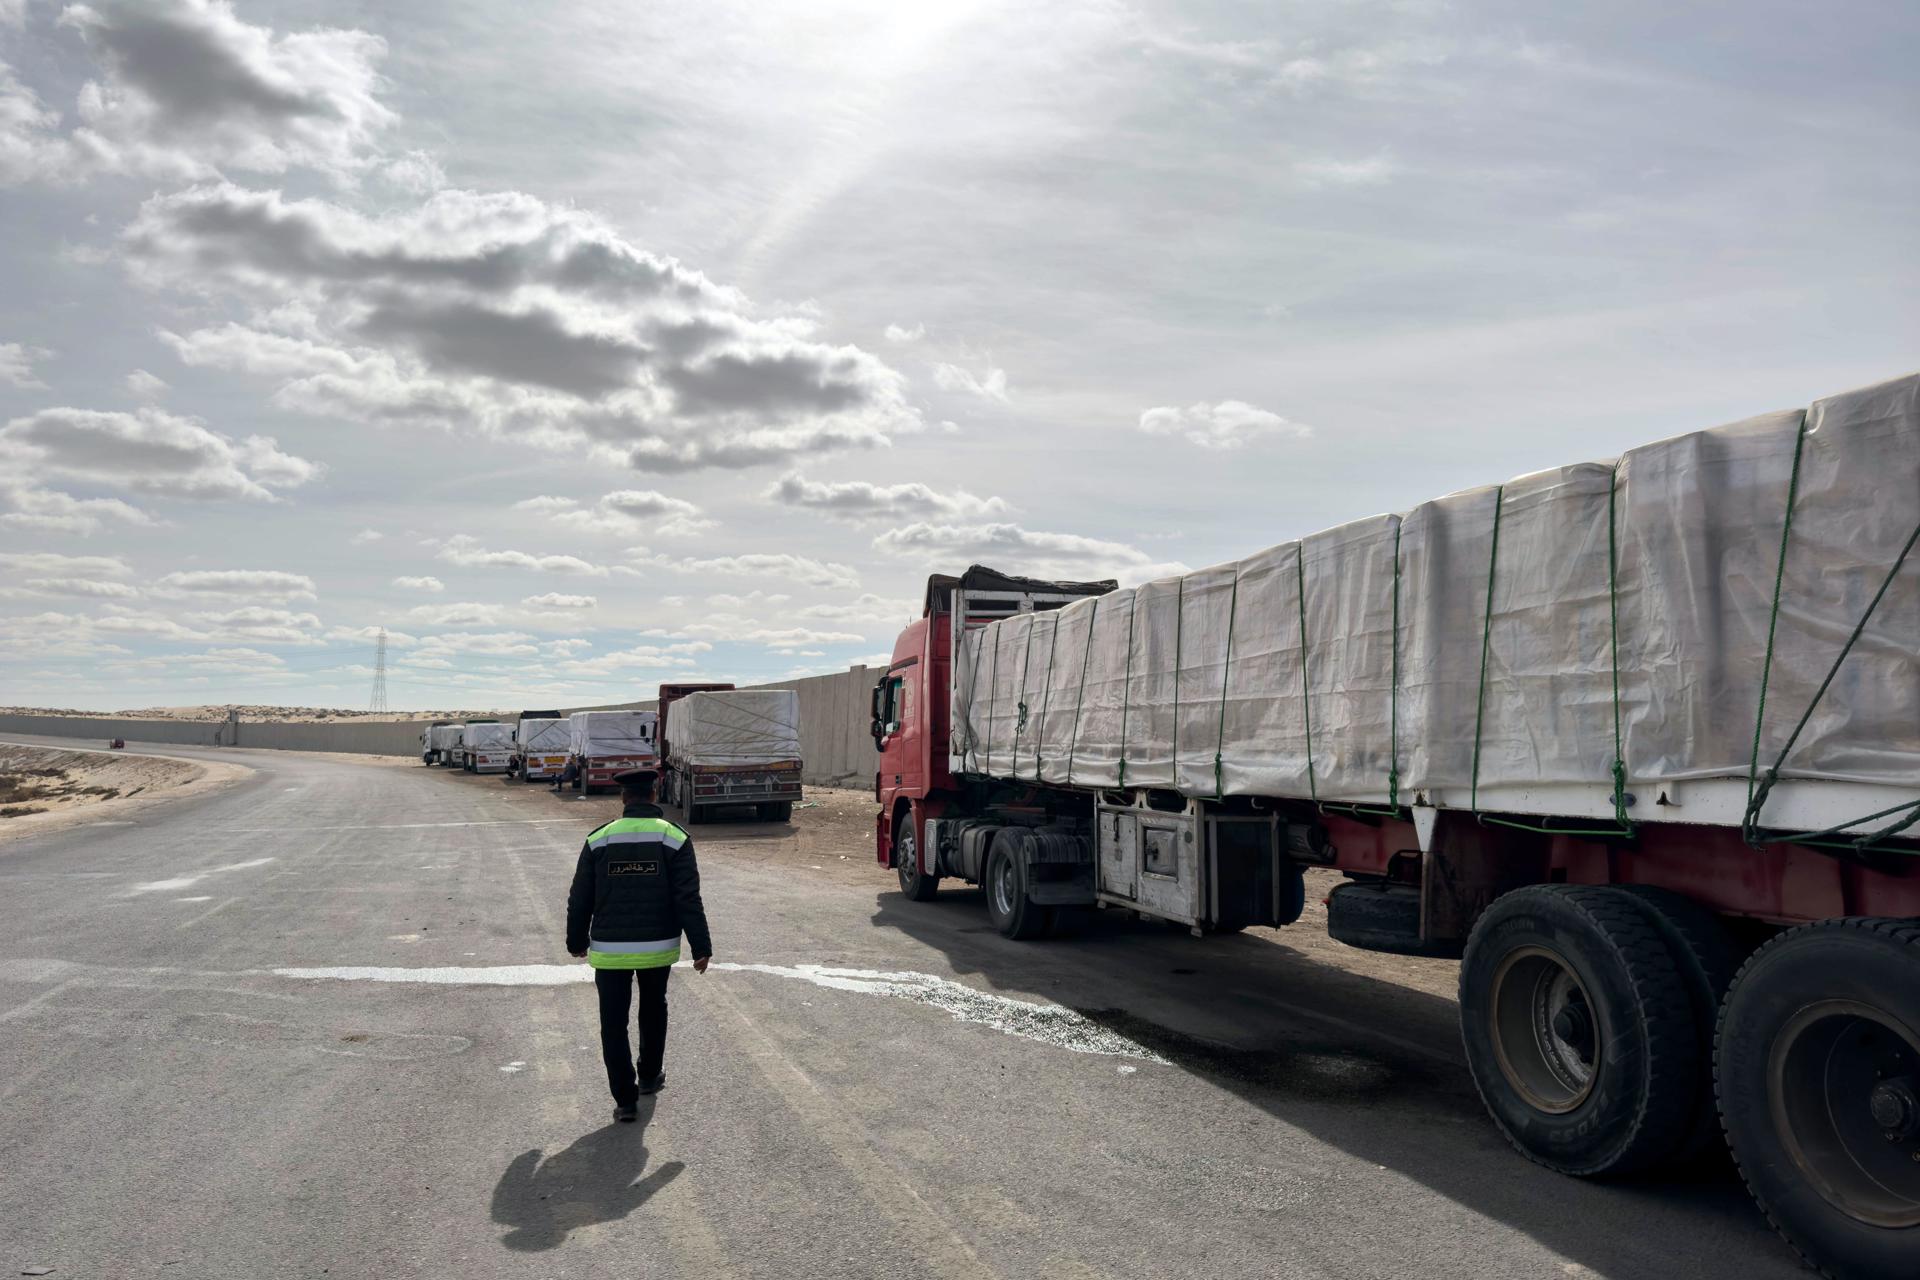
[419, 720, 453, 764]
[427, 722, 464, 766]
[872, 372, 1920, 1280]
[567, 709, 658, 794]
[460, 720, 515, 773]
[511, 709, 569, 781]
[661, 685, 803, 823]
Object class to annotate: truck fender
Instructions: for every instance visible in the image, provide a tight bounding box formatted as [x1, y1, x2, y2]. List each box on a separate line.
[958, 824, 1003, 883]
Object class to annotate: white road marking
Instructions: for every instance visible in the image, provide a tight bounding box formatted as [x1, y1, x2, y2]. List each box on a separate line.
[203, 819, 577, 832]
[126, 857, 274, 896]
[174, 896, 213, 903]
[269, 960, 1166, 1062]
[499, 1060, 526, 1073]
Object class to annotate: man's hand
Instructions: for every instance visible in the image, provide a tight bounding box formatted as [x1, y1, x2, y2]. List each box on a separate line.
[693, 955, 711, 973]
[569, 948, 588, 959]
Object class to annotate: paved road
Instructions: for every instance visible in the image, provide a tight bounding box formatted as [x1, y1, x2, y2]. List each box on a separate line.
[1, 738, 1803, 1279]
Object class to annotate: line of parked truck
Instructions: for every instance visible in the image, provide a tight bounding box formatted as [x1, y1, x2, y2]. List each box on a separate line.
[417, 682, 805, 824]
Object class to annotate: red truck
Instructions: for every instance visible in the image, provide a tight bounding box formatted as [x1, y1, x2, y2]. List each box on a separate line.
[871, 374, 1920, 1280]
[658, 682, 804, 824]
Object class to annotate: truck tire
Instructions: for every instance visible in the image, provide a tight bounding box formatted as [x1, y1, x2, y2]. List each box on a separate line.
[1613, 884, 1742, 1166]
[895, 818, 939, 902]
[985, 833, 1047, 940]
[758, 801, 793, 823]
[1716, 918, 1920, 1280]
[1459, 884, 1699, 1177]
[1327, 882, 1463, 958]
[683, 803, 705, 826]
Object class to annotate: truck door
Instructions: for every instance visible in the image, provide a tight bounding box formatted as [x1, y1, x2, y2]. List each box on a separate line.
[878, 663, 921, 797]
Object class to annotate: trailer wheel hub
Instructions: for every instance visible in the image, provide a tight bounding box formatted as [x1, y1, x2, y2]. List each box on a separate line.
[1869, 1077, 1919, 1139]
[1772, 1001, 1920, 1228]
[1490, 947, 1598, 1115]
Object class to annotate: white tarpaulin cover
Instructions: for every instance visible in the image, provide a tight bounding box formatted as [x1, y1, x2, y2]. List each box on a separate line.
[517, 718, 569, 753]
[429, 724, 463, 752]
[464, 722, 515, 751]
[953, 373, 1920, 813]
[569, 710, 656, 758]
[665, 690, 802, 766]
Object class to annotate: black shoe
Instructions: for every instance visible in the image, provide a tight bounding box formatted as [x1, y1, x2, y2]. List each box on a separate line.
[613, 1102, 638, 1123]
[638, 1071, 666, 1096]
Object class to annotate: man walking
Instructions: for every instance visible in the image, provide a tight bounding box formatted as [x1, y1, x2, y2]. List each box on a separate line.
[566, 767, 713, 1122]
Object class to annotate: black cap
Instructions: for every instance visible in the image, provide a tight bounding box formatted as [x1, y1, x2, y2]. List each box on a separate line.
[611, 767, 658, 786]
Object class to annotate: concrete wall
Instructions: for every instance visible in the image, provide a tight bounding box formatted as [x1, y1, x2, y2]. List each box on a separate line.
[0, 664, 886, 788]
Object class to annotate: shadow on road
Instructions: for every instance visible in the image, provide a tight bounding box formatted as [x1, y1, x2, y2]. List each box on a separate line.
[490, 1109, 685, 1251]
[872, 886, 1795, 1279]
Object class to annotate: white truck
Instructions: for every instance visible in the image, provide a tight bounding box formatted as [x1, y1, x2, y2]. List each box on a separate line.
[460, 720, 515, 773]
[567, 710, 658, 794]
[661, 688, 802, 824]
[426, 722, 464, 766]
[512, 713, 571, 782]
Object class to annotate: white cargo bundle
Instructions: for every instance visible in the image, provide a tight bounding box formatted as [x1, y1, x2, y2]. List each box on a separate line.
[665, 690, 801, 766]
[953, 373, 1920, 836]
[569, 710, 656, 757]
[464, 722, 515, 751]
[518, 718, 569, 752]
[429, 724, 464, 753]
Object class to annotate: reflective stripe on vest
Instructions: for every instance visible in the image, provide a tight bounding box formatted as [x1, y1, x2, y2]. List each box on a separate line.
[586, 816, 688, 850]
[588, 936, 681, 970]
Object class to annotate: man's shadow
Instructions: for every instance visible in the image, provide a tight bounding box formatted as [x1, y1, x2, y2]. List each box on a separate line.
[490, 1104, 685, 1251]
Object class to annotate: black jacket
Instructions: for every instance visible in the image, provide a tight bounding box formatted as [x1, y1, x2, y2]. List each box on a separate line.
[565, 803, 713, 958]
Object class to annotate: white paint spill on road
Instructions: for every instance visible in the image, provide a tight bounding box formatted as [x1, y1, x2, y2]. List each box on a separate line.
[174, 896, 213, 903]
[204, 819, 577, 833]
[127, 856, 275, 896]
[270, 960, 1166, 1062]
[499, 1060, 526, 1074]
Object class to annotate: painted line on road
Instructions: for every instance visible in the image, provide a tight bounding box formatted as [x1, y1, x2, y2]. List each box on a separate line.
[201, 819, 580, 832]
[177, 896, 241, 930]
[268, 961, 1166, 1062]
[125, 856, 275, 896]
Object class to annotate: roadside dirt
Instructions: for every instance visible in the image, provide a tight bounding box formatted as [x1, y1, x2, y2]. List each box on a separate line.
[419, 761, 1463, 1003]
[0, 742, 253, 846]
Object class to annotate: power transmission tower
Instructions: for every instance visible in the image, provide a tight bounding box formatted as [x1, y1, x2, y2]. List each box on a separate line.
[368, 628, 390, 715]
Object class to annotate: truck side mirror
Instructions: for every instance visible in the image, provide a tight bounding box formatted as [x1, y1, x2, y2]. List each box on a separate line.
[870, 680, 886, 747]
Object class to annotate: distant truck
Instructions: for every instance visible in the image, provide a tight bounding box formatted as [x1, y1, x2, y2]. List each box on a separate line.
[511, 709, 569, 782]
[461, 720, 515, 774]
[660, 685, 802, 824]
[425, 722, 463, 766]
[567, 709, 658, 794]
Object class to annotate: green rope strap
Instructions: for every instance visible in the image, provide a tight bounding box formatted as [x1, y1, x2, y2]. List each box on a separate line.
[1010, 613, 1037, 771]
[1117, 590, 1137, 788]
[1469, 486, 1505, 816]
[1388, 521, 1402, 809]
[1171, 577, 1184, 789]
[1746, 513, 1920, 849]
[1606, 466, 1631, 829]
[1745, 421, 1807, 829]
[1065, 598, 1098, 787]
[1033, 611, 1061, 782]
[1214, 571, 1240, 799]
[1295, 546, 1318, 802]
[981, 620, 1002, 775]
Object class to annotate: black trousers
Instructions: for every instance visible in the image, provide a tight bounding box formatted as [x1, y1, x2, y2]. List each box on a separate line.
[594, 967, 671, 1104]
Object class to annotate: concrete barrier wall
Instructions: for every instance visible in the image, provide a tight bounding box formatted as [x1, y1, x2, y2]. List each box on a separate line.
[0, 664, 887, 788]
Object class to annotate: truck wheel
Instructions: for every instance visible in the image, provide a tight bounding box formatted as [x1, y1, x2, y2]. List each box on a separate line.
[683, 804, 705, 826]
[1460, 884, 1699, 1176]
[895, 820, 939, 902]
[758, 801, 793, 823]
[985, 834, 1047, 940]
[1614, 884, 1742, 1166]
[1717, 918, 1920, 1280]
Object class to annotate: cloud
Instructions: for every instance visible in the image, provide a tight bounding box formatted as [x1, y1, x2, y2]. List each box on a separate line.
[156, 568, 317, 601]
[0, 341, 49, 388]
[22, 577, 140, 599]
[884, 323, 924, 344]
[0, 406, 319, 500]
[125, 368, 169, 398]
[1293, 154, 1397, 187]
[517, 489, 711, 538]
[349, 527, 383, 545]
[405, 601, 501, 627]
[932, 359, 1009, 403]
[1136, 400, 1311, 449]
[795, 594, 916, 625]
[127, 183, 918, 471]
[391, 575, 444, 592]
[872, 521, 1186, 584]
[0, 550, 133, 577]
[3, 0, 396, 184]
[0, 485, 153, 535]
[410, 629, 540, 658]
[625, 548, 859, 591]
[524, 592, 595, 609]
[765, 471, 1007, 522]
[435, 534, 606, 577]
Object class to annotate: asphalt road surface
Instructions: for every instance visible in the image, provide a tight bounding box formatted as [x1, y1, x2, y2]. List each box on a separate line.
[1, 738, 1806, 1279]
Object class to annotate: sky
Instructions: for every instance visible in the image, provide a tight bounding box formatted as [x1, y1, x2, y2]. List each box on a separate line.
[0, 0, 1914, 713]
